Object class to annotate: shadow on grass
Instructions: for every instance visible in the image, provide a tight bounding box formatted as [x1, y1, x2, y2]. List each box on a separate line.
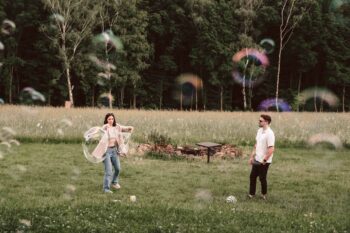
[145, 152, 187, 161]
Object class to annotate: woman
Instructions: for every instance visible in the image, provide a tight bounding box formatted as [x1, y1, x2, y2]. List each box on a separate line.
[101, 113, 133, 193]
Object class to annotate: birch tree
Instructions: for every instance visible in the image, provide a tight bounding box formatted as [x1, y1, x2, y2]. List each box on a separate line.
[275, 0, 312, 110]
[42, 0, 98, 107]
[235, 0, 262, 111]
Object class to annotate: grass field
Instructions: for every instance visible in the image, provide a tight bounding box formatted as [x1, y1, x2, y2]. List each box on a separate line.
[0, 143, 349, 232]
[0, 105, 350, 147]
[0, 106, 349, 232]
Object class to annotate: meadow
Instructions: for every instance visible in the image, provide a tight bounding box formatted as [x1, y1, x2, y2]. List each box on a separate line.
[0, 105, 349, 232]
[0, 105, 349, 146]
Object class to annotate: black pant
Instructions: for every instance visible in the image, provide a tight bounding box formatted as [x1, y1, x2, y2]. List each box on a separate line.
[249, 163, 270, 195]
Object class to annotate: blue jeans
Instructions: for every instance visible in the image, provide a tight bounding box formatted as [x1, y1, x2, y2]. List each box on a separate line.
[103, 147, 121, 192]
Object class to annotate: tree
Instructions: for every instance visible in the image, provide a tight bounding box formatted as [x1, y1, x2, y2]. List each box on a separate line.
[190, 0, 239, 111]
[95, 0, 121, 108]
[104, 0, 151, 109]
[275, 0, 313, 111]
[235, 0, 263, 110]
[41, 0, 98, 107]
[323, 0, 350, 112]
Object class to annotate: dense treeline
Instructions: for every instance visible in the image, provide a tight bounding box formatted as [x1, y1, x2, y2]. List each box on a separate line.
[0, 0, 349, 111]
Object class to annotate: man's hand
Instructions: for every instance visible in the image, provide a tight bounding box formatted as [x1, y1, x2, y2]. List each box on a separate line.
[249, 157, 254, 165]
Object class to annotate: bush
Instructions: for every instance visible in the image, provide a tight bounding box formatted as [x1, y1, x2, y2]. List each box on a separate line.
[147, 130, 172, 145]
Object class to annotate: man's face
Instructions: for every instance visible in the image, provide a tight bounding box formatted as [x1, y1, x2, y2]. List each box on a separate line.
[259, 118, 267, 127]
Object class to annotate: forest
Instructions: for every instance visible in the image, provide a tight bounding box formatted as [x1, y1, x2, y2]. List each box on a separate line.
[0, 0, 349, 111]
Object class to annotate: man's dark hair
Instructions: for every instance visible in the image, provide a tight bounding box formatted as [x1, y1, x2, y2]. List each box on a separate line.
[260, 114, 272, 124]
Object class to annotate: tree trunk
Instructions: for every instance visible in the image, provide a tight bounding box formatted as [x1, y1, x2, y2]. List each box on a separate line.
[231, 85, 234, 110]
[65, 66, 74, 106]
[180, 86, 183, 111]
[159, 79, 163, 110]
[342, 85, 345, 112]
[190, 90, 193, 111]
[120, 86, 125, 108]
[297, 72, 302, 112]
[195, 79, 198, 111]
[220, 86, 223, 111]
[313, 89, 318, 112]
[62, 38, 74, 106]
[195, 88, 198, 111]
[202, 82, 206, 111]
[242, 80, 247, 111]
[276, 33, 283, 112]
[133, 87, 136, 109]
[48, 88, 51, 106]
[8, 66, 13, 104]
[15, 67, 20, 104]
[108, 88, 112, 109]
[92, 86, 95, 107]
[248, 86, 252, 111]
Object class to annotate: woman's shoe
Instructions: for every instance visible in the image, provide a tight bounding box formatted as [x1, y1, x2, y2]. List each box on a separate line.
[112, 183, 121, 189]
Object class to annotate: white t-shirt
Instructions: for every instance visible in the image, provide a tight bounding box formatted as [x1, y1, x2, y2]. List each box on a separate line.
[255, 127, 275, 163]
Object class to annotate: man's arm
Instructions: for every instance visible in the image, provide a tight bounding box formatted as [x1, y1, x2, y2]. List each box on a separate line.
[248, 144, 256, 165]
[262, 146, 274, 164]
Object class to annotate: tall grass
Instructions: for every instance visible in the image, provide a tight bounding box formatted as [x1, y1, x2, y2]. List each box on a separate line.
[1, 105, 349, 146]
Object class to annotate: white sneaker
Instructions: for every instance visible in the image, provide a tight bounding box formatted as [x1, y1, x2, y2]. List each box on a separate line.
[112, 183, 121, 189]
[104, 190, 113, 194]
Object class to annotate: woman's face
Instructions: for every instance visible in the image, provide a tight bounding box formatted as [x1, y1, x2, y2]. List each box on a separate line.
[107, 115, 114, 126]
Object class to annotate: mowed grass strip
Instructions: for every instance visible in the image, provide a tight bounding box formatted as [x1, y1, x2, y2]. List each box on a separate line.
[0, 143, 349, 232]
[1, 105, 350, 146]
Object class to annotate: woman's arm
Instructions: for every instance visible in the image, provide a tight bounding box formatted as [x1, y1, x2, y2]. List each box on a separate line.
[120, 125, 134, 133]
[102, 124, 109, 131]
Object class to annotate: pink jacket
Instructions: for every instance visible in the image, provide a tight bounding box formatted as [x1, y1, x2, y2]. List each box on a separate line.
[92, 124, 126, 159]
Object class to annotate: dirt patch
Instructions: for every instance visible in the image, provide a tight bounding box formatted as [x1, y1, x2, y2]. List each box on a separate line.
[136, 143, 242, 159]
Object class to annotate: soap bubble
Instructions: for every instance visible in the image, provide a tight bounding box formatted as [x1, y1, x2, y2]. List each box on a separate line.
[56, 118, 73, 136]
[232, 48, 269, 87]
[174, 73, 203, 106]
[259, 38, 275, 54]
[298, 87, 339, 111]
[258, 98, 292, 112]
[97, 92, 114, 108]
[1, 19, 16, 35]
[226, 195, 237, 203]
[93, 30, 123, 50]
[19, 87, 46, 105]
[82, 127, 107, 163]
[308, 133, 343, 149]
[195, 189, 213, 202]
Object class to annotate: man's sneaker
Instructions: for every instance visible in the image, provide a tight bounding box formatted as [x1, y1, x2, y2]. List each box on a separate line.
[248, 194, 255, 199]
[104, 190, 113, 194]
[112, 183, 121, 189]
[261, 195, 267, 200]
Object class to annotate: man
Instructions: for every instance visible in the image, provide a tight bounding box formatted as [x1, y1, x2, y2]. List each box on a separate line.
[248, 114, 275, 200]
